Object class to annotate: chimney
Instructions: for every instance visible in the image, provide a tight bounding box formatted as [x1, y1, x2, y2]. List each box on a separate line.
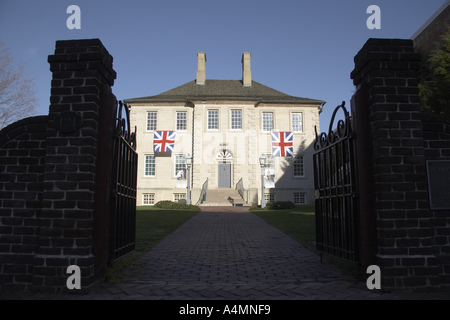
[196, 52, 206, 85]
[242, 52, 252, 86]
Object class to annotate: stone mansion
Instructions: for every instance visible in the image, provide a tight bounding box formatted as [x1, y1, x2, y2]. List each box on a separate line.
[125, 52, 324, 206]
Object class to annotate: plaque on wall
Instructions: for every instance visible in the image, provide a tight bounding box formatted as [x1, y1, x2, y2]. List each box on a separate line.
[426, 160, 450, 210]
[53, 111, 82, 133]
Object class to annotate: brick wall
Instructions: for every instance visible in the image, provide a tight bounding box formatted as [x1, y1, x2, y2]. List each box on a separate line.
[0, 116, 48, 292]
[351, 38, 450, 291]
[421, 113, 450, 285]
[422, 113, 450, 160]
[0, 39, 118, 293]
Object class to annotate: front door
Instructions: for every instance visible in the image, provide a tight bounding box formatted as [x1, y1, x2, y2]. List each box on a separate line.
[218, 162, 231, 188]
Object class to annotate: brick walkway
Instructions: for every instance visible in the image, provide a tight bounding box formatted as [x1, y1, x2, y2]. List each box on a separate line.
[2, 206, 450, 300]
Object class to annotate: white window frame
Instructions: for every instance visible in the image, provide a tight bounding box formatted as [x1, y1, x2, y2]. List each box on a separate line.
[291, 112, 303, 133]
[230, 109, 242, 130]
[144, 154, 155, 177]
[262, 112, 273, 132]
[173, 193, 186, 202]
[294, 193, 306, 204]
[143, 193, 155, 205]
[264, 154, 275, 188]
[293, 155, 304, 177]
[207, 109, 219, 130]
[265, 193, 275, 203]
[174, 154, 187, 179]
[147, 111, 157, 131]
[176, 111, 187, 131]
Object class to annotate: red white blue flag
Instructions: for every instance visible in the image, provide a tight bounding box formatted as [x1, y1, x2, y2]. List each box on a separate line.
[271, 132, 293, 157]
[154, 131, 176, 152]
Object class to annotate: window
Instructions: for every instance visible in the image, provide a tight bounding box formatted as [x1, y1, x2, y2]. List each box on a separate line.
[294, 193, 306, 204]
[145, 155, 155, 176]
[208, 110, 219, 130]
[174, 193, 186, 202]
[293, 156, 304, 177]
[230, 109, 242, 130]
[265, 194, 275, 203]
[291, 112, 302, 132]
[147, 112, 157, 131]
[264, 154, 275, 188]
[143, 193, 155, 205]
[176, 112, 187, 131]
[175, 154, 186, 179]
[262, 112, 273, 132]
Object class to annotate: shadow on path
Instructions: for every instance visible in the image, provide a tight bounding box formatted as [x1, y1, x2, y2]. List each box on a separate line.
[2, 207, 449, 300]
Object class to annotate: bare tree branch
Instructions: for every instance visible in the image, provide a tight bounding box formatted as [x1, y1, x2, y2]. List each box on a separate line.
[0, 41, 39, 130]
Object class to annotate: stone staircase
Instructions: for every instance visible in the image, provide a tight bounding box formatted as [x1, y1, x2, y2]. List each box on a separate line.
[200, 188, 249, 206]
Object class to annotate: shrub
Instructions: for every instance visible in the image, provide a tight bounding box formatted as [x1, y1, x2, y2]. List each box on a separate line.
[266, 201, 295, 210]
[154, 200, 200, 211]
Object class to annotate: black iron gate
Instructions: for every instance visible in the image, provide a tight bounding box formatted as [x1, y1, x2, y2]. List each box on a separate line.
[313, 101, 359, 263]
[110, 100, 138, 261]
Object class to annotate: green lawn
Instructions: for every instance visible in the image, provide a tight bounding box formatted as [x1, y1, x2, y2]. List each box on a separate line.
[250, 205, 317, 251]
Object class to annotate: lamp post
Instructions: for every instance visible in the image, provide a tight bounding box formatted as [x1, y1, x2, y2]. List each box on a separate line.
[259, 154, 266, 209]
[186, 154, 192, 205]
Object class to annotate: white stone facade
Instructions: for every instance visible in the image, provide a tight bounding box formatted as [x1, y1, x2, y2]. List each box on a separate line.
[127, 53, 324, 206]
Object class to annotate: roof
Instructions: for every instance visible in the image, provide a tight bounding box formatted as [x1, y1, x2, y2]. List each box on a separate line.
[411, 0, 450, 40]
[125, 80, 325, 105]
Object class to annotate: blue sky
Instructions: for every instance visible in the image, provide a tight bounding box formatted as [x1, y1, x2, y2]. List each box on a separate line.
[0, 0, 447, 131]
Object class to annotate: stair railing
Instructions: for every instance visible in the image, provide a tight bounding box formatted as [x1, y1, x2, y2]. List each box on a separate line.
[196, 178, 208, 205]
[235, 178, 247, 203]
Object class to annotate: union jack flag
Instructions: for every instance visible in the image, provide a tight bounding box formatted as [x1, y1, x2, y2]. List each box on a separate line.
[271, 132, 293, 157]
[154, 131, 176, 152]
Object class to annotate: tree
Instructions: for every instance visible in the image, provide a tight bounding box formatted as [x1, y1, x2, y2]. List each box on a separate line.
[419, 27, 450, 117]
[0, 41, 39, 130]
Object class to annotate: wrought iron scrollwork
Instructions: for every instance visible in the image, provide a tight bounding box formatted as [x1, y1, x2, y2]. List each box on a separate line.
[314, 101, 352, 151]
[313, 100, 359, 263]
[115, 100, 137, 150]
[111, 100, 138, 261]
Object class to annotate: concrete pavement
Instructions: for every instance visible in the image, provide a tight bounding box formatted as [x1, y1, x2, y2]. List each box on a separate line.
[2, 206, 450, 300]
